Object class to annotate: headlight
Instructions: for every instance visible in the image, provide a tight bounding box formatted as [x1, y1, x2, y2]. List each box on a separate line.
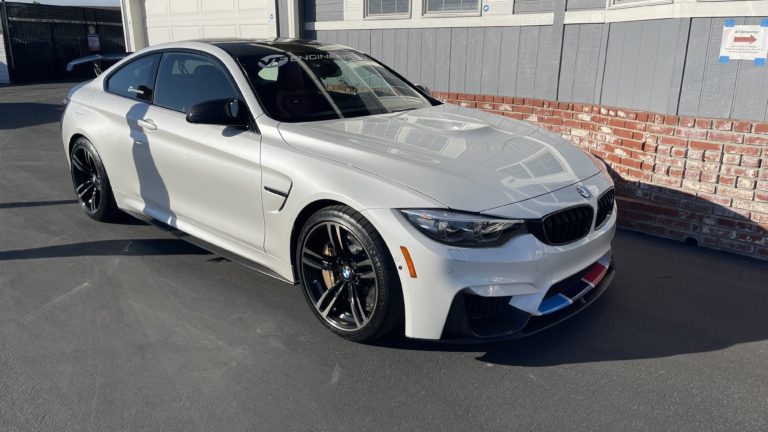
[400, 209, 525, 247]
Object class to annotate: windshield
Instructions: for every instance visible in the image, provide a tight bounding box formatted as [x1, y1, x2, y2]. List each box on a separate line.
[237, 50, 435, 122]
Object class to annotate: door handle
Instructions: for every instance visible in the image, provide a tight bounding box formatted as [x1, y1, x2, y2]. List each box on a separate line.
[137, 118, 157, 131]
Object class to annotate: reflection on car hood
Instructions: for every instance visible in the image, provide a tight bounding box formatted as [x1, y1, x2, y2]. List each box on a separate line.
[278, 103, 601, 212]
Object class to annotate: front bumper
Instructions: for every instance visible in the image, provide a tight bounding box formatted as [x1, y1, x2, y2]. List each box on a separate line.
[441, 261, 615, 341]
[363, 205, 616, 340]
[362, 176, 617, 340]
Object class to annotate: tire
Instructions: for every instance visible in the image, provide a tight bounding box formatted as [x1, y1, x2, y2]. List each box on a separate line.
[296, 205, 404, 342]
[69, 137, 119, 222]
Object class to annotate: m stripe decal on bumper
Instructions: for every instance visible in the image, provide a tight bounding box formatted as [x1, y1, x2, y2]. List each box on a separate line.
[537, 256, 611, 316]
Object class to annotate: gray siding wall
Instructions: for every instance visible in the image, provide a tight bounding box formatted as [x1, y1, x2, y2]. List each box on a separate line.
[304, 0, 343, 22]
[514, 0, 554, 14]
[315, 16, 768, 121]
[614, 0, 669, 4]
[317, 26, 561, 100]
[679, 17, 768, 121]
[566, 0, 605, 10]
[558, 23, 608, 104]
[600, 19, 690, 114]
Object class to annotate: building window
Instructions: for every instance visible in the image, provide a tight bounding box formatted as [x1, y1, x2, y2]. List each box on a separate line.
[366, 0, 409, 16]
[424, 0, 479, 14]
[610, 0, 673, 7]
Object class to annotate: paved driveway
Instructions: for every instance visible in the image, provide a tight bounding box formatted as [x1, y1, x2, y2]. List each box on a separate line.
[1, 83, 767, 431]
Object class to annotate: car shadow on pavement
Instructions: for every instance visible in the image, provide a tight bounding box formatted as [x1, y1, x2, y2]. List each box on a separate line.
[0, 199, 77, 209]
[0, 199, 146, 225]
[373, 230, 768, 366]
[0, 239, 211, 261]
[373, 162, 768, 366]
[102, 210, 150, 225]
[0, 103, 64, 129]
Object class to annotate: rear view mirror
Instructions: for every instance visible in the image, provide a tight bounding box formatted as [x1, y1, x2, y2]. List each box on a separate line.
[308, 60, 342, 78]
[186, 99, 249, 127]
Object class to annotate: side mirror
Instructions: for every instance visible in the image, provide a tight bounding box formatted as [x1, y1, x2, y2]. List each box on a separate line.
[415, 84, 432, 97]
[186, 99, 249, 127]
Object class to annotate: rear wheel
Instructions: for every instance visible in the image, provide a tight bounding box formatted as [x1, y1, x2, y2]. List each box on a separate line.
[297, 206, 403, 342]
[69, 137, 118, 222]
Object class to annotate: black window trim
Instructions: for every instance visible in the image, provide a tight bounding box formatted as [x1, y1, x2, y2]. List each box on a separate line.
[103, 48, 259, 133]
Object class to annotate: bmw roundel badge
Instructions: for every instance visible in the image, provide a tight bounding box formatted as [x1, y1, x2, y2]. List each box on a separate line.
[576, 184, 592, 200]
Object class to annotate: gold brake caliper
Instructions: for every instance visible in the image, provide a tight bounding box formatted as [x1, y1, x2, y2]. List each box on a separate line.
[321, 243, 336, 288]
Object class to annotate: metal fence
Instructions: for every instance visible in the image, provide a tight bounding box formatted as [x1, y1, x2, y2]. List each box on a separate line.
[0, 2, 125, 83]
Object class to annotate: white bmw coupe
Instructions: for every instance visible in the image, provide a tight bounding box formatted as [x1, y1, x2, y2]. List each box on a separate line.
[61, 39, 616, 342]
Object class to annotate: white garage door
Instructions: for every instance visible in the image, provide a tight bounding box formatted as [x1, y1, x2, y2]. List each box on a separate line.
[142, 0, 277, 46]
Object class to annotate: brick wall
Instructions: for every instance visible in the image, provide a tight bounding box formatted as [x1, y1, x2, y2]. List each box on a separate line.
[432, 91, 768, 260]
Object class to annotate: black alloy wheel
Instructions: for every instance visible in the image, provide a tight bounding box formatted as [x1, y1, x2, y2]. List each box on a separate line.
[69, 137, 118, 221]
[297, 206, 403, 342]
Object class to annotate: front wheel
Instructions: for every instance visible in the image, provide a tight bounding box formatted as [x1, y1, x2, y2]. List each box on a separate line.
[69, 137, 118, 222]
[297, 206, 403, 342]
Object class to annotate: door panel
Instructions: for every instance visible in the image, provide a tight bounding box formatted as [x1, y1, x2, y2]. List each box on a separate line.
[135, 50, 266, 249]
[93, 93, 153, 202]
[93, 53, 161, 206]
[138, 106, 264, 249]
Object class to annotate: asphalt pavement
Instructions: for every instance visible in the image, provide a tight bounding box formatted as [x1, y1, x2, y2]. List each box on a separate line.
[1, 83, 767, 431]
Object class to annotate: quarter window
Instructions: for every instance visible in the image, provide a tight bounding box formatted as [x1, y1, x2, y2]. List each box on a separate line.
[105, 54, 161, 101]
[153, 52, 239, 113]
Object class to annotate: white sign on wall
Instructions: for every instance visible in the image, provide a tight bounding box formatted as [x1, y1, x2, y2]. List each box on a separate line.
[719, 19, 768, 66]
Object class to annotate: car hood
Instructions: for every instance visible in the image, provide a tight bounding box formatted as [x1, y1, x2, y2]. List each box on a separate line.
[277, 104, 601, 212]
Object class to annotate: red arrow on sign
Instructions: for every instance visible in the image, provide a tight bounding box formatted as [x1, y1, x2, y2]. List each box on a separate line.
[734, 35, 757, 44]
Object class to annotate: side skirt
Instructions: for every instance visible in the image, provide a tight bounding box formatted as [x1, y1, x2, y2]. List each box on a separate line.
[123, 209, 295, 285]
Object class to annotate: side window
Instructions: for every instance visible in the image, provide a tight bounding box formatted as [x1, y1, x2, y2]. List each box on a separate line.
[153, 52, 239, 113]
[105, 54, 161, 101]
